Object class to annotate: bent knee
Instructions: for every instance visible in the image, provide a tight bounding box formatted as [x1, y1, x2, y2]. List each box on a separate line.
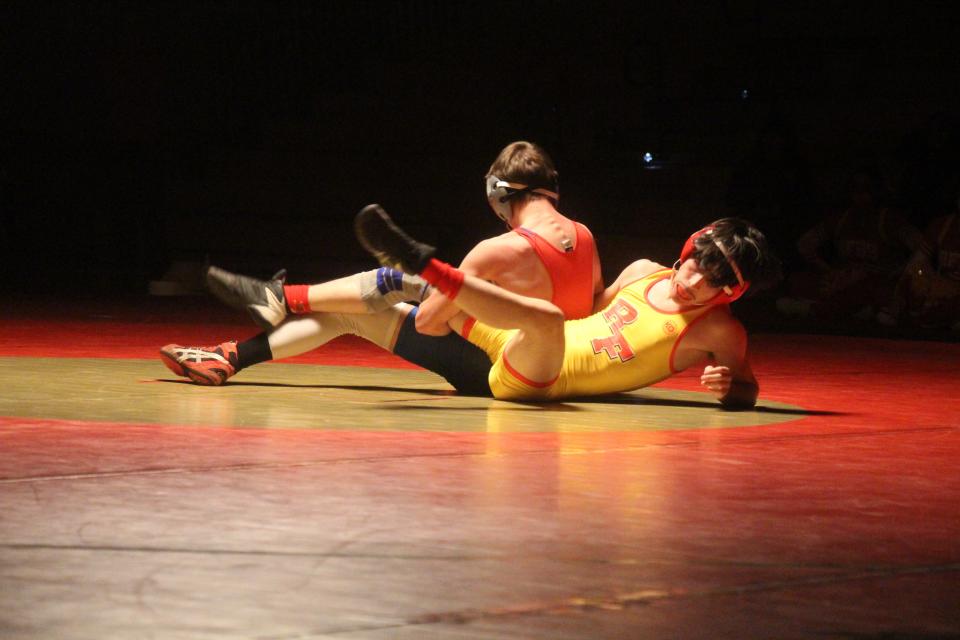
[538, 304, 565, 338]
[521, 299, 564, 333]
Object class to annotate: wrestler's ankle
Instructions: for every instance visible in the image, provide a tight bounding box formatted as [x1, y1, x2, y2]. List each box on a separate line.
[420, 259, 464, 300]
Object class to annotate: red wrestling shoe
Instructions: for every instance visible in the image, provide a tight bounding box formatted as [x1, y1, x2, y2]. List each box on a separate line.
[160, 341, 238, 386]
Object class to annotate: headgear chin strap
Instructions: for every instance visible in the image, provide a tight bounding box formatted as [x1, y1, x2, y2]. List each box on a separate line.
[678, 226, 749, 304]
[485, 174, 559, 223]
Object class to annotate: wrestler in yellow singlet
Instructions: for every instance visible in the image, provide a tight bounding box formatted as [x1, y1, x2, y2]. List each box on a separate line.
[464, 268, 722, 400]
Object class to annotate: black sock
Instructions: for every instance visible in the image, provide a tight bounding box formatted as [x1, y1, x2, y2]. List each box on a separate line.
[236, 333, 273, 371]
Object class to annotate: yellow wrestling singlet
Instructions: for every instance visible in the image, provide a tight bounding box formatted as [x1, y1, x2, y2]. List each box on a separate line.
[466, 269, 720, 400]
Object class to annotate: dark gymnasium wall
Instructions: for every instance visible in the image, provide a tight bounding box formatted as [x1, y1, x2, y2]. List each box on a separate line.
[1, 1, 958, 294]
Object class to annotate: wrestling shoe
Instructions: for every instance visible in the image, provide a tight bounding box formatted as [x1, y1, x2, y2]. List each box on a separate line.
[206, 265, 288, 330]
[354, 204, 435, 275]
[159, 341, 238, 386]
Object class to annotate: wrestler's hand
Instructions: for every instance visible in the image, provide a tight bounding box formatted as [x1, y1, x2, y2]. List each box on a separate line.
[700, 365, 732, 398]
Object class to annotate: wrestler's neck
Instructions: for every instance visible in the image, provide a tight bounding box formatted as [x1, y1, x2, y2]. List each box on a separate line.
[509, 198, 565, 231]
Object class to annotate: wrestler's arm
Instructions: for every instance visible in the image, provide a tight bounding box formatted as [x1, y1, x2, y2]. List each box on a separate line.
[414, 237, 515, 336]
[590, 244, 606, 311]
[698, 313, 759, 409]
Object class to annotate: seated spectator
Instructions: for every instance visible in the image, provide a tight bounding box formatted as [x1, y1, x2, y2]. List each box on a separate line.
[898, 185, 960, 331]
[777, 166, 925, 326]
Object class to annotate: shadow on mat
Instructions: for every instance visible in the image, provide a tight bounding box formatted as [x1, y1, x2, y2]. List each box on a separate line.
[157, 378, 459, 396]
[363, 394, 842, 417]
[157, 379, 843, 416]
[566, 394, 846, 416]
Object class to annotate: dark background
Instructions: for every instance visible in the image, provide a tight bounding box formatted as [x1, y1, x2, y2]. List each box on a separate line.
[1, 1, 958, 302]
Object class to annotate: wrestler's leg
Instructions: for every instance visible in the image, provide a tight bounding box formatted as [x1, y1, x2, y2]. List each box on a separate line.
[162, 306, 410, 385]
[393, 307, 493, 396]
[246, 304, 493, 395]
[288, 270, 429, 316]
[263, 305, 407, 360]
[207, 265, 428, 329]
[434, 270, 565, 384]
[355, 205, 565, 384]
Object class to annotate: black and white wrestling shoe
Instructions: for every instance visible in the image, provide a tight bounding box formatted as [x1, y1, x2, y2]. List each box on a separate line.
[205, 265, 288, 330]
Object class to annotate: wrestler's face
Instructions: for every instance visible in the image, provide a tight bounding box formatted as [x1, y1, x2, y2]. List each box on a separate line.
[671, 258, 723, 306]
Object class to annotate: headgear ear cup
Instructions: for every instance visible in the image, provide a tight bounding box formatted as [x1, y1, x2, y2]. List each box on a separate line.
[486, 175, 514, 222]
[486, 175, 560, 224]
[678, 229, 704, 263]
[678, 226, 749, 304]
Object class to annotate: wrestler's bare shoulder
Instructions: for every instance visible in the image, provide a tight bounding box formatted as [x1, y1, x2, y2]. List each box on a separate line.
[684, 305, 746, 351]
[618, 259, 666, 283]
[462, 234, 529, 268]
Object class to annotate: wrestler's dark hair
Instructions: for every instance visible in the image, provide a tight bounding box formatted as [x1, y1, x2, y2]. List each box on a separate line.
[693, 217, 782, 293]
[486, 141, 559, 201]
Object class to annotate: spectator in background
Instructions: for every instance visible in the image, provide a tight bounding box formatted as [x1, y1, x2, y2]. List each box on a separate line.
[777, 165, 926, 326]
[898, 171, 960, 331]
[726, 116, 816, 281]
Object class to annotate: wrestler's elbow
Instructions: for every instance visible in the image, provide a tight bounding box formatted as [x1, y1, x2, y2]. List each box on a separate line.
[416, 321, 452, 336]
[414, 312, 452, 336]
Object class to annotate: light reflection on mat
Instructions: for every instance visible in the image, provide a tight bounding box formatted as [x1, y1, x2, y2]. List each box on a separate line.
[2, 357, 805, 433]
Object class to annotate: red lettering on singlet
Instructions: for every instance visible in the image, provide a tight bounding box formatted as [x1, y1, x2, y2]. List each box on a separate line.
[591, 299, 639, 362]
